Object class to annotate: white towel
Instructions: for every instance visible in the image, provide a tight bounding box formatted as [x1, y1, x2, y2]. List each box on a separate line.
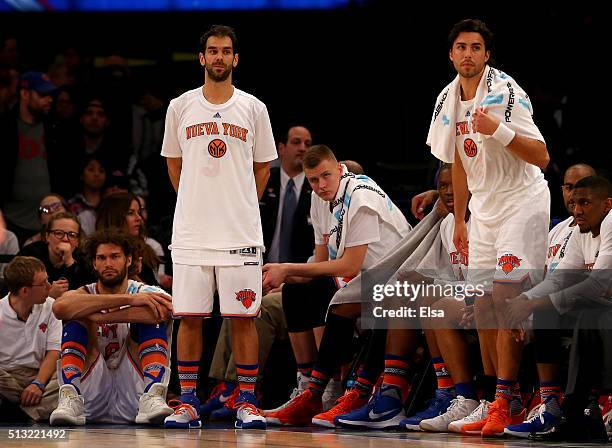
[327, 165, 411, 260]
[426, 65, 536, 163]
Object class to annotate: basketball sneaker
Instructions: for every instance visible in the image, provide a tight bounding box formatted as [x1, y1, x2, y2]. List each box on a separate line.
[401, 389, 454, 430]
[265, 388, 322, 426]
[448, 399, 490, 434]
[481, 397, 525, 437]
[312, 389, 368, 428]
[334, 385, 406, 429]
[200, 381, 236, 416]
[504, 398, 561, 438]
[136, 383, 174, 424]
[322, 379, 343, 412]
[209, 386, 239, 420]
[419, 395, 479, 432]
[164, 394, 201, 429]
[235, 391, 267, 430]
[604, 408, 612, 439]
[264, 371, 310, 414]
[50, 384, 85, 426]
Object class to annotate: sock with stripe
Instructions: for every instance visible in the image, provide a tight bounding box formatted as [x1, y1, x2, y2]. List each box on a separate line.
[352, 364, 376, 398]
[178, 360, 200, 396]
[135, 323, 169, 393]
[495, 378, 515, 402]
[297, 361, 314, 378]
[454, 381, 476, 400]
[510, 381, 524, 415]
[60, 321, 88, 395]
[381, 354, 411, 402]
[236, 363, 258, 396]
[540, 381, 562, 416]
[432, 357, 455, 391]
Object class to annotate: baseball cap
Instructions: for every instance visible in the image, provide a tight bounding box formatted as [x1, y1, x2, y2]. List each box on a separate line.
[19, 71, 57, 95]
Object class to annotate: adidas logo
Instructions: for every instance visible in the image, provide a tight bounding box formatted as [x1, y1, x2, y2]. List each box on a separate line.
[213, 112, 221, 119]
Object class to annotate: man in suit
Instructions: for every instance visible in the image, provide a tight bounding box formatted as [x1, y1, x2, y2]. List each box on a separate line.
[203, 125, 315, 417]
[261, 125, 314, 264]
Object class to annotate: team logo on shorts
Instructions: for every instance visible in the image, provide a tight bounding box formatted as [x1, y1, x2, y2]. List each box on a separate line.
[208, 139, 227, 158]
[464, 138, 478, 157]
[235, 289, 257, 309]
[498, 253, 522, 274]
[39, 323, 47, 333]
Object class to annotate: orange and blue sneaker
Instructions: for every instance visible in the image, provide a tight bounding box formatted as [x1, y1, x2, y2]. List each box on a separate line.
[200, 381, 236, 416]
[209, 386, 240, 421]
[312, 389, 368, 428]
[265, 388, 322, 426]
[164, 394, 201, 429]
[481, 398, 525, 437]
[235, 391, 267, 430]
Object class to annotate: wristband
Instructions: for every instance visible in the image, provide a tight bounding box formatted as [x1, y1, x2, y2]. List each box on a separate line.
[491, 123, 516, 147]
[31, 379, 45, 391]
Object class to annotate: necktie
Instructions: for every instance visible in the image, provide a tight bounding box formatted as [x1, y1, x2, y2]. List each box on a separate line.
[279, 178, 297, 262]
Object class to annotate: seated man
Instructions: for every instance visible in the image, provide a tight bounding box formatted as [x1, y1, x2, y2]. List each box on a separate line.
[49, 229, 174, 425]
[0, 256, 61, 422]
[262, 144, 411, 426]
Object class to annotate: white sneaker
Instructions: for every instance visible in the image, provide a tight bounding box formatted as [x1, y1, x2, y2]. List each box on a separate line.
[263, 371, 310, 414]
[604, 408, 612, 437]
[164, 395, 202, 429]
[235, 402, 267, 430]
[447, 399, 490, 433]
[50, 384, 86, 426]
[135, 383, 174, 424]
[322, 379, 343, 412]
[420, 396, 479, 432]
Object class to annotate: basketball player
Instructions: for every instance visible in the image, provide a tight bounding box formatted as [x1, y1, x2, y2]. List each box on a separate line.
[427, 19, 551, 437]
[161, 25, 277, 429]
[49, 229, 174, 426]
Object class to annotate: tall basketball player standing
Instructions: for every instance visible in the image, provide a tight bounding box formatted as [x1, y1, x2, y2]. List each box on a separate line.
[162, 25, 277, 429]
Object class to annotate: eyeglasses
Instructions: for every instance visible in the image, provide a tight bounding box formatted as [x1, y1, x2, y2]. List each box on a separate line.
[48, 229, 80, 241]
[38, 201, 64, 215]
[561, 183, 575, 191]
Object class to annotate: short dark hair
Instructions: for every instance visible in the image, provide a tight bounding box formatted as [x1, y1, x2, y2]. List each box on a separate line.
[200, 25, 238, 54]
[4, 256, 46, 294]
[573, 175, 612, 199]
[303, 144, 337, 170]
[448, 19, 494, 54]
[82, 229, 136, 266]
[281, 124, 311, 145]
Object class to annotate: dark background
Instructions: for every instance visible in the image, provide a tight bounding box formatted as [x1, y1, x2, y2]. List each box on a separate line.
[2, 3, 607, 221]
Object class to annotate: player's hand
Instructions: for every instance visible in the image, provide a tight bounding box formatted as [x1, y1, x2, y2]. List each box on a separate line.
[453, 219, 469, 257]
[49, 279, 70, 299]
[411, 190, 439, 220]
[262, 264, 287, 295]
[130, 292, 173, 322]
[472, 107, 500, 136]
[505, 294, 533, 328]
[20, 384, 43, 407]
[459, 304, 475, 329]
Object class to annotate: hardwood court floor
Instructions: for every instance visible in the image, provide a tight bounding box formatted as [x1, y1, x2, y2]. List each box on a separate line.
[1, 422, 605, 448]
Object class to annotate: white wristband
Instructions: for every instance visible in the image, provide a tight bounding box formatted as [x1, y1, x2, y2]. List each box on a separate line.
[491, 123, 516, 147]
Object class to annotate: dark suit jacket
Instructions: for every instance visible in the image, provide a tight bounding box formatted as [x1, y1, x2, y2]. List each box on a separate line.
[260, 167, 314, 264]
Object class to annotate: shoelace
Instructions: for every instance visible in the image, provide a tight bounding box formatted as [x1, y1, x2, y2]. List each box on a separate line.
[525, 403, 544, 421]
[487, 400, 508, 425]
[329, 390, 360, 414]
[445, 398, 462, 415]
[525, 403, 546, 424]
[169, 403, 197, 419]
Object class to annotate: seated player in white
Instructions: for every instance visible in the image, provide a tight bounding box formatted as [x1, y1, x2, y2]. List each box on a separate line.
[49, 229, 174, 426]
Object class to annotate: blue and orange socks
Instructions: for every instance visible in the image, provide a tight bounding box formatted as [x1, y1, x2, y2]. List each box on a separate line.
[136, 323, 168, 393]
[60, 321, 88, 394]
[381, 354, 411, 402]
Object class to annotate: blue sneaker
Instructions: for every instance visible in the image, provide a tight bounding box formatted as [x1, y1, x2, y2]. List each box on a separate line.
[164, 394, 202, 429]
[209, 386, 239, 421]
[235, 391, 267, 430]
[334, 385, 406, 429]
[200, 381, 236, 416]
[504, 399, 562, 438]
[401, 389, 454, 431]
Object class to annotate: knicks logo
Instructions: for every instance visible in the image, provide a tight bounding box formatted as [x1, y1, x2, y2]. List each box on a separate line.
[208, 139, 227, 158]
[39, 323, 47, 333]
[464, 138, 478, 157]
[235, 289, 257, 309]
[498, 254, 522, 274]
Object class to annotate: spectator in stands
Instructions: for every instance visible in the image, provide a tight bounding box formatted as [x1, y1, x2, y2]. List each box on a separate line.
[0, 72, 59, 245]
[19, 212, 92, 296]
[0, 226, 19, 295]
[68, 156, 106, 235]
[0, 256, 60, 422]
[23, 194, 69, 247]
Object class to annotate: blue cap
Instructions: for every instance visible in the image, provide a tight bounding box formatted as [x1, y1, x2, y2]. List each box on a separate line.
[19, 71, 57, 95]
